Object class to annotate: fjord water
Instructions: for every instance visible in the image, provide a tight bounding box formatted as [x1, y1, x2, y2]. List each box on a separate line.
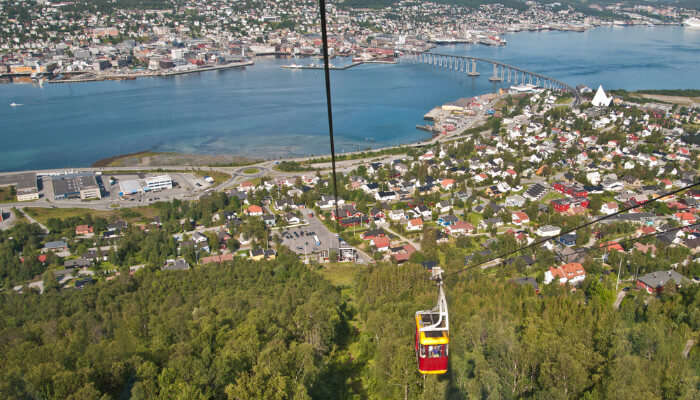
[1, 26, 699, 171]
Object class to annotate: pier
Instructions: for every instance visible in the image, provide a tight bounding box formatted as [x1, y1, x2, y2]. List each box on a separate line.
[43, 60, 255, 84]
[411, 52, 581, 105]
[280, 60, 396, 71]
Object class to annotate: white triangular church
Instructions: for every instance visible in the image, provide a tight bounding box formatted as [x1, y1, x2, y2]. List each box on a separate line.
[591, 85, 612, 107]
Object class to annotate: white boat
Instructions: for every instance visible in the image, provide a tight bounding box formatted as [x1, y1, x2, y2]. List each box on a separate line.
[9, 102, 23, 107]
[683, 18, 700, 29]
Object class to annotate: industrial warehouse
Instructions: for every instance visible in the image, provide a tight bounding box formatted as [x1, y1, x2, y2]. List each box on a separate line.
[50, 173, 102, 200]
[118, 174, 173, 196]
[0, 172, 39, 201]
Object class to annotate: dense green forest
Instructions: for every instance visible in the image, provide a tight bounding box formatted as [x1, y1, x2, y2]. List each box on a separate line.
[1, 258, 698, 399]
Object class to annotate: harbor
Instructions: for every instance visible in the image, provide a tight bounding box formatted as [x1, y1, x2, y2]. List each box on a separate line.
[280, 60, 396, 71]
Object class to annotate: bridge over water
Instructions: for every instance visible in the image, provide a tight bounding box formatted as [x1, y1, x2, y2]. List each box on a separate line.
[411, 52, 581, 105]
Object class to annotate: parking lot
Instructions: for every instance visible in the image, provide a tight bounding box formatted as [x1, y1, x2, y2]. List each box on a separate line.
[277, 216, 331, 257]
[276, 215, 371, 263]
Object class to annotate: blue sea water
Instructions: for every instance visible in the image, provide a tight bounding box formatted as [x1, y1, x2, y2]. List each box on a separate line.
[0, 26, 699, 171]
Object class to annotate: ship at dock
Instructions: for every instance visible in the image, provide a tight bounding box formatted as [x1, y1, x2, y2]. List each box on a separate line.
[683, 18, 700, 29]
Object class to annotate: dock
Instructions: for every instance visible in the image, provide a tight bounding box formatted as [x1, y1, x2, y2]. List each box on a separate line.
[280, 59, 397, 71]
[47, 60, 254, 84]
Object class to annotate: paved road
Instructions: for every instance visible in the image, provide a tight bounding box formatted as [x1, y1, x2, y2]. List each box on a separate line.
[19, 207, 49, 233]
[613, 291, 626, 310]
[682, 339, 695, 359]
[382, 224, 422, 251]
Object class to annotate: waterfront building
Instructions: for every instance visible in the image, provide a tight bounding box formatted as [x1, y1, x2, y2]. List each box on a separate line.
[145, 175, 173, 191]
[51, 173, 101, 200]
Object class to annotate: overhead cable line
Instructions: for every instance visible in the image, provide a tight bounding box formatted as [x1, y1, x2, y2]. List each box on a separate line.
[318, 0, 342, 243]
[447, 180, 700, 277]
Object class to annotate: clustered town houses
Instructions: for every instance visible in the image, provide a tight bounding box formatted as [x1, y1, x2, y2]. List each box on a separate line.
[15, 87, 699, 294]
[1, 1, 696, 80]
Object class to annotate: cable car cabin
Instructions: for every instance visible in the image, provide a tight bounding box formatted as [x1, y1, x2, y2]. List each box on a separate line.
[415, 312, 449, 374]
[415, 267, 449, 375]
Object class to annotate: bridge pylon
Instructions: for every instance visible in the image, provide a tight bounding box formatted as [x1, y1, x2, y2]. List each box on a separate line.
[467, 59, 480, 76]
[488, 64, 503, 82]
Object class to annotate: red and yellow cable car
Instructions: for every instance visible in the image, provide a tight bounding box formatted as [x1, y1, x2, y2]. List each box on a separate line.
[415, 267, 449, 375]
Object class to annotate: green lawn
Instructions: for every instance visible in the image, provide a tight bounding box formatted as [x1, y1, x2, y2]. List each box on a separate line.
[466, 212, 483, 225]
[24, 206, 160, 225]
[191, 169, 231, 184]
[242, 167, 260, 174]
[541, 191, 563, 203]
[0, 186, 16, 203]
[316, 263, 361, 287]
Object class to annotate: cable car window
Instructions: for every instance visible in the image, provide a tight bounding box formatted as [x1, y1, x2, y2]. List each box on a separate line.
[419, 344, 426, 358]
[428, 345, 443, 358]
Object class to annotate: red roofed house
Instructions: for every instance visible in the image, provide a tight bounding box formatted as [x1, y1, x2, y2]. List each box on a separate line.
[392, 244, 416, 263]
[407, 218, 423, 232]
[440, 179, 456, 191]
[75, 225, 94, 235]
[239, 181, 255, 192]
[447, 221, 474, 236]
[371, 236, 391, 252]
[674, 212, 696, 226]
[511, 211, 530, 226]
[544, 262, 586, 285]
[246, 205, 263, 217]
[601, 241, 624, 253]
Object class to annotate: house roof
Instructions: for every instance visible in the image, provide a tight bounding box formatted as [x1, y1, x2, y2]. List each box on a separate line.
[373, 236, 390, 248]
[408, 218, 423, 226]
[638, 270, 688, 289]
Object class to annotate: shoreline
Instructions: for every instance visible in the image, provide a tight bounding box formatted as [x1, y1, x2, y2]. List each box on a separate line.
[4, 60, 256, 85]
[2, 86, 698, 174]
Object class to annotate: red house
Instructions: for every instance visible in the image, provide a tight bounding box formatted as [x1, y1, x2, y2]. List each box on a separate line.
[75, 225, 94, 235]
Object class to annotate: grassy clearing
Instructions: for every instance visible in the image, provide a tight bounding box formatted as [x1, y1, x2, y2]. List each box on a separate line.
[0, 186, 15, 203]
[242, 167, 260, 174]
[541, 191, 563, 202]
[24, 206, 159, 225]
[316, 263, 361, 287]
[190, 169, 231, 184]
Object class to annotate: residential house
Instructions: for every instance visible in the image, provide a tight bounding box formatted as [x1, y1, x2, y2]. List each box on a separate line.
[371, 236, 391, 252]
[375, 191, 397, 202]
[511, 211, 530, 226]
[44, 240, 69, 253]
[407, 218, 423, 232]
[447, 221, 474, 236]
[389, 209, 405, 221]
[505, 194, 525, 208]
[544, 262, 586, 285]
[536, 225, 561, 237]
[262, 214, 276, 227]
[75, 225, 94, 235]
[601, 202, 619, 215]
[163, 258, 190, 271]
[437, 215, 458, 227]
[246, 205, 264, 216]
[440, 179, 455, 191]
[637, 270, 689, 294]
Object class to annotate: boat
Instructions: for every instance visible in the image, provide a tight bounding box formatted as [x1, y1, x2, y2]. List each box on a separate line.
[683, 18, 700, 29]
[281, 64, 303, 69]
[9, 102, 23, 107]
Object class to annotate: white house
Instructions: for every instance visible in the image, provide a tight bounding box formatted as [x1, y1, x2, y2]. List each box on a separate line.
[601, 202, 619, 215]
[505, 194, 525, 208]
[536, 225, 561, 237]
[389, 209, 405, 221]
[407, 218, 423, 232]
[544, 263, 586, 285]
